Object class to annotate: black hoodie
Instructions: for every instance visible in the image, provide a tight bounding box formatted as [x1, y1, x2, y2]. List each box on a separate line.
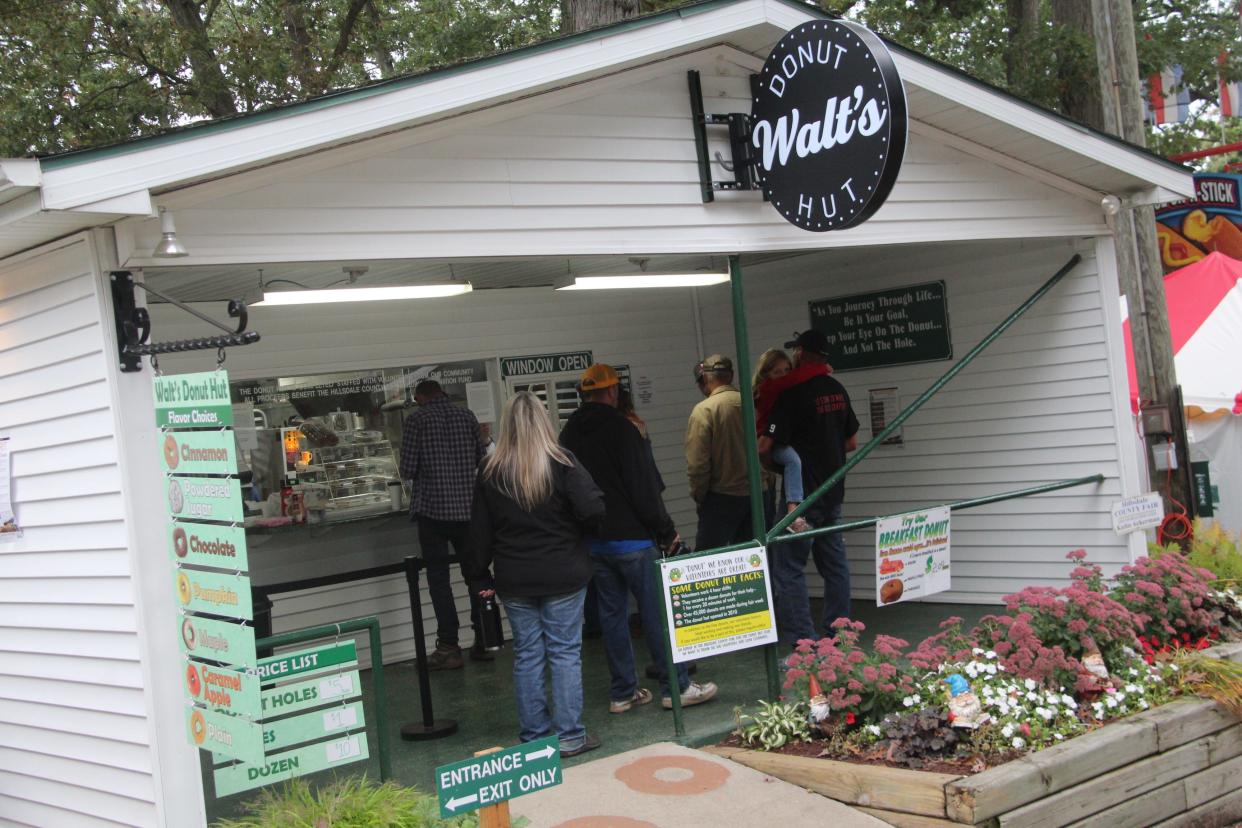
[559, 402, 677, 548]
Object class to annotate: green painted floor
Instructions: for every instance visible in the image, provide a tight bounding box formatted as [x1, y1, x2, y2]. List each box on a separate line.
[204, 600, 991, 823]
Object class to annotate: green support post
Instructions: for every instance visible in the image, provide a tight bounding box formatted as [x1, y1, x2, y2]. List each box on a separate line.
[656, 558, 686, 738]
[729, 254, 783, 701]
[768, 254, 1082, 539]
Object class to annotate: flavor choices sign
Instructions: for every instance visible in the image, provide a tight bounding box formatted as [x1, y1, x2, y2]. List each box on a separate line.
[875, 506, 951, 606]
[810, 282, 952, 371]
[658, 547, 777, 663]
[751, 20, 906, 231]
[154, 371, 234, 428]
[436, 737, 562, 818]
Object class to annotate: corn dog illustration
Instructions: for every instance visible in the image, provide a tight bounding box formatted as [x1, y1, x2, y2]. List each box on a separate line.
[1183, 209, 1242, 259]
[1156, 222, 1205, 269]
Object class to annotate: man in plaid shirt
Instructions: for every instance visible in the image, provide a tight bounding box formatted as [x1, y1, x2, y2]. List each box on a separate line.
[400, 379, 490, 670]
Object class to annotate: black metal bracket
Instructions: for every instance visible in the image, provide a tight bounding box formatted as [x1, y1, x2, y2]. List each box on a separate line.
[110, 270, 260, 372]
[687, 70, 764, 203]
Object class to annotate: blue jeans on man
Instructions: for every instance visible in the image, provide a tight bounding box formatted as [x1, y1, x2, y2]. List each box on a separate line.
[500, 588, 588, 752]
[591, 546, 689, 700]
[770, 503, 850, 644]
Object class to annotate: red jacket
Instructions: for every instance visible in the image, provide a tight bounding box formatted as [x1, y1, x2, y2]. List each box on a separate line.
[754, 363, 830, 433]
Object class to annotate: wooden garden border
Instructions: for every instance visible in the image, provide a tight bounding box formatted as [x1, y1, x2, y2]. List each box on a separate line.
[704, 643, 1242, 827]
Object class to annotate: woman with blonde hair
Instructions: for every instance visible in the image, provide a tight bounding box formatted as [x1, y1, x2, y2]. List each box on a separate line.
[466, 391, 606, 757]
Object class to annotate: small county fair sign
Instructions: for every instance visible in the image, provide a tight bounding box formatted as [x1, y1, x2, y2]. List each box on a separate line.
[751, 19, 906, 231]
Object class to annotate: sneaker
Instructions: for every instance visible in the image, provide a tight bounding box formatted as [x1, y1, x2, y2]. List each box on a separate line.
[663, 681, 718, 709]
[787, 516, 812, 534]
[469, 642, 495, 662]
[425, 642, 464, 671]
[561, 733, 602, 758]
[609, 688, 653, 714]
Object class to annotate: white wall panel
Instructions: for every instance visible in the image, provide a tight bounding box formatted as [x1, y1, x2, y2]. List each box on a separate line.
[0, 238, 159, 826]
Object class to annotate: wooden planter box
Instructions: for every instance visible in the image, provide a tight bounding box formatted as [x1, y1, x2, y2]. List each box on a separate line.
[705, 643, 1242, 828]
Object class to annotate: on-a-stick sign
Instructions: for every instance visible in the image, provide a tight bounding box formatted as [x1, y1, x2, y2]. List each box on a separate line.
[751, 19, 906, 232]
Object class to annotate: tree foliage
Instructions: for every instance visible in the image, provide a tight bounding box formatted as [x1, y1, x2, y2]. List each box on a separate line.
[0, 0, 1238, 161]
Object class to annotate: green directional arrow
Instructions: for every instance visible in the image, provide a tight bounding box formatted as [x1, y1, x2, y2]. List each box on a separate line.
[435, 736, 562, 819]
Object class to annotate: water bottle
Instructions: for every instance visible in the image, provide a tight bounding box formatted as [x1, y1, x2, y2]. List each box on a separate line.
[479, 594, 504, 651]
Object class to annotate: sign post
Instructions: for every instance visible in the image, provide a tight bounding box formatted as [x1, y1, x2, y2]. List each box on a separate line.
[435, 736, 562, 822]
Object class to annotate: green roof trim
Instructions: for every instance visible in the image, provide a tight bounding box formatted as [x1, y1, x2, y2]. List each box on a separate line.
[40, 0, 1187, 179]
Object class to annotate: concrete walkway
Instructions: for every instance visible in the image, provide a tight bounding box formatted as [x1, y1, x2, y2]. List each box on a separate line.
[513, 743, 887, 828]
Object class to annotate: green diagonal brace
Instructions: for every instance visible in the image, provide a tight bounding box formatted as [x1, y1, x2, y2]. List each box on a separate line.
[768, 254, 1082, 540]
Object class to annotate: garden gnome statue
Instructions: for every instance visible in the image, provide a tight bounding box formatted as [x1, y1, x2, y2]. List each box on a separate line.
[807, 674, 831, 733]
[943, 673, 988, 729]
[1082, 647, 1110, 682]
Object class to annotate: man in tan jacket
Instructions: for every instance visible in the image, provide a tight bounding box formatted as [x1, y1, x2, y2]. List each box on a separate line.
[684, 355, 751, 550]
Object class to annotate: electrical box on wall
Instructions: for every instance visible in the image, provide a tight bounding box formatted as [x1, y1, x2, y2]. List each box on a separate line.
[1141, 405, 1173, 437]
[1152, 441, 1178, 471]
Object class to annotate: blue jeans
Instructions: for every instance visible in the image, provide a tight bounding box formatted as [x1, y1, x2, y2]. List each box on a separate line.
[771, 503, 850, 645]
[591, 547, 689, 700]
[500, 588, 588, 752]
[771, 445, 804, 503]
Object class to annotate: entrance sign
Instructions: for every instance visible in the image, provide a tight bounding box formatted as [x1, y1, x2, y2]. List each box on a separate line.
[252, 641, 358, 684]
[875, 506, 951, 605]
[186, 661, 261, 718]
[810, 282, 952, 371]
[1111, 492, 1165, 534]
[160, 430, 238, 475]
[213, 735, 369, 798]
[175, 568, 253, 619]
[259, 669, 361, 717]
[501, 351, 593, 377]
[435, 736, 562, 818]
[751, 20, 906, 231]
[154, 370, 234, 428]
[658, 547, 777, 663]
[170, 522, 249, 570]
[188, 706, 265, 763]
[180, 614, 257, 667]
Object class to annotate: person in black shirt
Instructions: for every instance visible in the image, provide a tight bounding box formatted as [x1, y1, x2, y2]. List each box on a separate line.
[760, 330, 859, 644]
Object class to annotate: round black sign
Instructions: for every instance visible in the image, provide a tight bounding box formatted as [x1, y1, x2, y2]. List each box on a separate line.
[752, 20, 906, 232]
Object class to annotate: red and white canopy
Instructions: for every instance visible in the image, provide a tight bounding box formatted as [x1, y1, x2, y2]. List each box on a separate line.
[1125, 252, 1242, 415]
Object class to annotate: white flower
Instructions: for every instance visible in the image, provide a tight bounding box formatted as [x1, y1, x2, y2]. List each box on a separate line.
[1045, 694, 1060, 706]
[1139, 700, 1149, 709]
[1105, 696, 1119, 709]
[966, 664, 979, 678]
[986, 664, 998, 675]
[1024, 679, 1037, 691]
[1054, 733, 1064, 741]
[1001, 724, 1014, 738]
[867, 724, 881, 736]
[1128, 668, 1139, 676]
[982, 686, 993, 697]
[1012, 737, 1027, 749]
[1038, 707, 1054, 721]
[986, 650, 997, 660]
[902, 696, 914, 707]
[1060, 694, 1076, 708]
[1116, 693, 1127, 703]
[912, 694, 922, 705]
[1026, 691, 1039, 702]
[997, 703, 1011, 716]
[1125, 684, 1139, 694]
[973, 647, 984, 655]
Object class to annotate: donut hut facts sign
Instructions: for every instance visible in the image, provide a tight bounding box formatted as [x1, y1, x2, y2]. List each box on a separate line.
[752, 20, 906, 231]
[155, 370, 265, 764]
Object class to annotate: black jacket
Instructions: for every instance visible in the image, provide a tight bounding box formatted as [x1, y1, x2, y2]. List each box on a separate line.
[559, 402, 676, 547]
[465, 452, 604, 597]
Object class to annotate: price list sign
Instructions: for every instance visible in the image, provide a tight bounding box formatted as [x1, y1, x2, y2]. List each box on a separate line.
[158, 370, 264, 765]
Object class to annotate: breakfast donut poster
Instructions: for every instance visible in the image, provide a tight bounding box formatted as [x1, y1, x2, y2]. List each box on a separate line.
[875, 505, 950, 606]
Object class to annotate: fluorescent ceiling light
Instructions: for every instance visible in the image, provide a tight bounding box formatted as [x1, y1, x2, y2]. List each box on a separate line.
[253, 283, 472, 306]
[555, 272, 729, 290]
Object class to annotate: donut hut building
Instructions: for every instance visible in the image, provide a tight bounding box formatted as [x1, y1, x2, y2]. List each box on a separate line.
[0, 0, 1191, 823]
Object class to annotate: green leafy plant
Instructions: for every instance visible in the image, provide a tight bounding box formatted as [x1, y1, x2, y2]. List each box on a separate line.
[212, 776, 478, 828]
[879, 708, 959, 769]
[734, 700, 811, 751]
[1153, 522, 1242, 583]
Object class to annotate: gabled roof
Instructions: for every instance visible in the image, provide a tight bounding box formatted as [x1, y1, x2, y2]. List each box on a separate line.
[1, 0, 1192, 259]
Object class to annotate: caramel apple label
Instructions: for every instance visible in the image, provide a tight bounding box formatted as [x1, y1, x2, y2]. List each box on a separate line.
[752, 20, 906, 232]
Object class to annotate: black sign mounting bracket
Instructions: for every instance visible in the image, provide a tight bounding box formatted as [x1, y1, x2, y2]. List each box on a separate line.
[110, 269, 260, 373]
[687, 70, 764, 203]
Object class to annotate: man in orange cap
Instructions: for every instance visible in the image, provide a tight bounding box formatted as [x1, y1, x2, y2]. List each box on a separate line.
[561, 363, 719, 713]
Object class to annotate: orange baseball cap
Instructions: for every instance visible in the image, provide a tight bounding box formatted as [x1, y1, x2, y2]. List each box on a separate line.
[579, 363, 620, 391]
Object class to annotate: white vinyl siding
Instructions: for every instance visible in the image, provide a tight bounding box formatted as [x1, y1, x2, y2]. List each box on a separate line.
[129, 47, 1107, 265]
[0, 238, 159, 827]
[148, 286, 705, 664]
[702, 237, 1131, 603]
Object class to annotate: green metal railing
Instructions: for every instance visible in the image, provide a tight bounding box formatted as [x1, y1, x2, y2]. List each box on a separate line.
[256, 615, 392, 781]
[658, 252, 1094, 739]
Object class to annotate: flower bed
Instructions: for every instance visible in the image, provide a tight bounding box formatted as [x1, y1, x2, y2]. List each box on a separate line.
[713, 547, 1242, 826]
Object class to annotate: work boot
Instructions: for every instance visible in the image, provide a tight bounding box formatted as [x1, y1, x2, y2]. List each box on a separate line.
[425, 641, 463, 671]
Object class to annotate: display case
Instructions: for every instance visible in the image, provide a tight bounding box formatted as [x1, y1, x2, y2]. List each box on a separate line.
[314, 431, 401, 521]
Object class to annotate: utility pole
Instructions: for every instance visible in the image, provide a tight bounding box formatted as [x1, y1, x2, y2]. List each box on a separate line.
[1090, 0, 1194, 536]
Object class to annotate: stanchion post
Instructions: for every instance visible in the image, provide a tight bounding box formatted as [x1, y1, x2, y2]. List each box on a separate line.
[400, 555, 458, 740]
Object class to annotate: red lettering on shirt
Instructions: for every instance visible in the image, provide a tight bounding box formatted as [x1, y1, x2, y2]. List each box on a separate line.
[816, 394, 846, 414]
